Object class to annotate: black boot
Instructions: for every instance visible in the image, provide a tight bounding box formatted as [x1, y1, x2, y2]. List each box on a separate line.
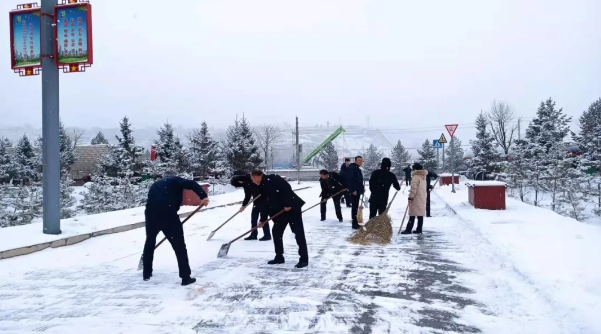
[143, 274, 152, 281]
[320, 218, 326, 221]
[352, 223, 360, 229]
[339, 218, 343, 222]
[295, 260, 308, 269]
[267, 256, 285, 265]
[413, 217, 423, 234]
[181, 277, 197, 286]
[400, 221, 414, 234]
[259, 235, 271, 241]
[244, 235, 257, 241]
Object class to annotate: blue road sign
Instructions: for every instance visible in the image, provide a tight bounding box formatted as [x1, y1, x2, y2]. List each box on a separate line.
[433, 139, 443, 149]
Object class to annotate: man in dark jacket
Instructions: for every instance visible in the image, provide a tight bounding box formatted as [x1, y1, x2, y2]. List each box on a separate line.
[230, 171, 271, 241]
[347, 156, 365, 229]
[251, 169, 308, 268]
[319, 169, 345, 222]
[403, 164, 412, 186]
[143, 170, 209, 285]
[426, 170, 439, 217]
[368, 158, 401, 219]
[339, 158, 352, 207]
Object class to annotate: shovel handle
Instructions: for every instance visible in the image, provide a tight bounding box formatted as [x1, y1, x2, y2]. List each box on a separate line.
[211, 194, 261, 234]
[303, 188, 347, 213]
[228, 208, 288, 244]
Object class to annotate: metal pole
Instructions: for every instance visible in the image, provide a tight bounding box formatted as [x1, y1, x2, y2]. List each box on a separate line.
[442, 143, 445, 172]
[451, 136, 456, 193]
[296, 117, 300, 184]
[518, 118, 521, 141]
[41, 0, 61, 234]
[436, 147, 439, 173]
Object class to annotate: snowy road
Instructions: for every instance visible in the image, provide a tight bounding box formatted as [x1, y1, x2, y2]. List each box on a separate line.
[0, 186, 571, 333]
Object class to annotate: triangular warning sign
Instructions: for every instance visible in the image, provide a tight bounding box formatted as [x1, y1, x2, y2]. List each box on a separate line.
[445, 124, 458, 137]
[438, 133, 447, 144]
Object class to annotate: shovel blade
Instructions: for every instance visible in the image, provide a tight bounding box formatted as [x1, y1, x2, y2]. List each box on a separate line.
[217, 243, 231, 258]
[207, 230, 216, 241]
[137, 254, 144, 271]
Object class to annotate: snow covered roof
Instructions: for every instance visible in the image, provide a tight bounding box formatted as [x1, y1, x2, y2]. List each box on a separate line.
[465, 181, 506, 187]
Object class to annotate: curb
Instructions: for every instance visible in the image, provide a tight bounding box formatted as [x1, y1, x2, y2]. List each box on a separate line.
[0, 186, 313, 261]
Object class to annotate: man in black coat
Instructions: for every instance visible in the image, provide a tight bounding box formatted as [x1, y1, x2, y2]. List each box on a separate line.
[403, 164, 412, 186]
[143, 170, 209, 285]
[319, 169, 345, 222]
[339, 158, 352, 207]
[368, 158, 401, 219]
[230, 171, 271, 241]
[251, 169, 308, 268]
[426, 170, 439, 217]
[347, 156, 365, 229]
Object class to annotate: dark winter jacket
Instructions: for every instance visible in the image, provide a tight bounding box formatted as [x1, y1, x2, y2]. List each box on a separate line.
[319, 172, 345, 198]
[346, 163, 365, 195]
[339, 163, 350, 187]
[369, 164, 401, 204]
[145, 176, 207, 217]
[426, 171, 439, 191]
[259, 174, 305, 216]
[230, 174, 266, 206]
[403, 166, 412, 178]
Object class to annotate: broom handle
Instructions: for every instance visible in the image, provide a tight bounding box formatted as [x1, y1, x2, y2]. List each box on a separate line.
[211, 195, 261, 233]
[155, 202, 206, 249]
[228, 208, 287, 244]
[303, 188, 347, 213]
[383, 191, 399, 214]
[397, 203, 410, 235]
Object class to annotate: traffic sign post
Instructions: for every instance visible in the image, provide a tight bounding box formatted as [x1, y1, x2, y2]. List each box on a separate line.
[433, 139, 442, 172]
[445, 124, 459, 193]
[438, 133, 447, 172]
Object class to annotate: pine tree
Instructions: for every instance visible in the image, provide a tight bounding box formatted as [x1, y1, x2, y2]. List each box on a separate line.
[448, 136, 466, 173]
[391, 140, 411, 177]
[60, 171, 76, 219]
[12, 135, 39, 181]
[224, 116, 262, 172]
[91, 131, 109, 145]
[573, 98, 601, 216]
[0, 138, 12, 179]
[153, 122, 187, 174]
[318, 142, 339, 171]
[0, 185, 41, 228]
[418, 139, 438, 171]
[520, 98, 572, 207]
[188, 121, 219, 178]
[59, 122, 76, 173]
[470, 112, 498, 179]
[361, 144, 384, 176]
[114, 116, 146, 174]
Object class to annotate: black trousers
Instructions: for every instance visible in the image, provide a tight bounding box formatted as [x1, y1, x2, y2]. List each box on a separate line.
[271, 209, 308, 262]
[250, 204, 270, 238]
[143, 213, 191, 279]
[342, 191, 352, 207]
[426, 190, 431, 217]
[369, 197, 387, 219]
[405, 177, 411, 186]
[320, 194, 343, 220]
[351, 194, 361, 225]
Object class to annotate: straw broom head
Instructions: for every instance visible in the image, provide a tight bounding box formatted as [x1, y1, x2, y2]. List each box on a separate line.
[348, 213, 393, 245]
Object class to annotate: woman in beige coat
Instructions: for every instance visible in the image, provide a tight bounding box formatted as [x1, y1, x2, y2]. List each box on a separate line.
[401, 163, 428, 234]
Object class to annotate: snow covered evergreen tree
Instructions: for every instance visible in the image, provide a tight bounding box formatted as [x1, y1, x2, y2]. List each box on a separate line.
[224, 116, 262, 172]
[188, 122, 219, 178]
[573, 98, 601, 216]
[0, 138, 12, 179]
[59, 122, 76, 173]
[91, 131, 109, 145]
[0, 185, 42, 228]
[470, 112, 498, 179]
[114, 116, 146, 175]
[153, 122, 187, 174]
[418, 139, 438, 171]
[448, 136, 466, 173]
[60, 171, 76, 219]
[360, 144, 384, 176]
[317, 142, 339, 171]
[11, 135, 39, 181]
[391, 140, 411, 177]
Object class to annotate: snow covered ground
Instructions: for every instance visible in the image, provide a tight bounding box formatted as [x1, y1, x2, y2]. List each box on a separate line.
[0, 184, 590, 333]
[436, 182, 601, 334]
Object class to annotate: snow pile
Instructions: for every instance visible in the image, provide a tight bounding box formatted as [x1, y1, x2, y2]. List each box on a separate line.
[435, 184, 601, 333]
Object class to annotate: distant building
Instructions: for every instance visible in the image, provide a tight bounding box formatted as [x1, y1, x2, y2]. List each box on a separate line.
[69, 144, 110, 184]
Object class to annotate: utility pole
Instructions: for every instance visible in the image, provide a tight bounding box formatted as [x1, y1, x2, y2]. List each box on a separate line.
[296, 117, 300, 184]
[451, 136, 456, 193]
[270, 146, 274, 170]
[442, 143, 445, 172]
[41, 0, 61, 235]
[517, 117, 521, 141]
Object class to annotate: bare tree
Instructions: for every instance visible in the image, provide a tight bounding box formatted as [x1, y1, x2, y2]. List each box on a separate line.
[488, 100, 517, 156]
[70, 129, 84, 149]
[253, 125, 282, 169]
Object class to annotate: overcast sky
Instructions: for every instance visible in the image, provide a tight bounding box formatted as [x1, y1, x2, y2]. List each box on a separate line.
[1, 0, 600, 136]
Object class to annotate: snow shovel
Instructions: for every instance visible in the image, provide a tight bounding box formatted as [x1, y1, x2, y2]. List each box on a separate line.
[207, 195, 261, 241]
[302, 188, 348, 213]
[137, 202, 207, 271]
[217, 208, 287, 258]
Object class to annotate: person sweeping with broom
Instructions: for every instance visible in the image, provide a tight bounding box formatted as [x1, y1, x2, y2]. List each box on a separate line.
[400, 163, 428, 234]
[142, 170, 209, 285]
[319, 169, 345, 222]
[230, 171, 271, 241]
[347, 156, 365, 230]
[368, 158, 401, 219]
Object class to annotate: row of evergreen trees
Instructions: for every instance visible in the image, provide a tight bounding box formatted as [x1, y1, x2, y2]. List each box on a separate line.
[0, 123, 77, 227]
[468, 97, 601, 221]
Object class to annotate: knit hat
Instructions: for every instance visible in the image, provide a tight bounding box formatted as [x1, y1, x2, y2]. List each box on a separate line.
[412, 162, 423, 170]
[381, 157, 392, 170]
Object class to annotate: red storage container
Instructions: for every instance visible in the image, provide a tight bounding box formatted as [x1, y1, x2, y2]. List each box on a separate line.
[466, 181, 506, 210]
[182, 183, 211, 206]
[439, 174, 460, 186]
